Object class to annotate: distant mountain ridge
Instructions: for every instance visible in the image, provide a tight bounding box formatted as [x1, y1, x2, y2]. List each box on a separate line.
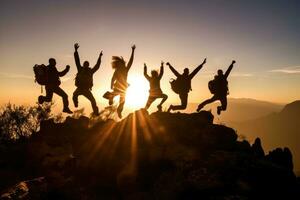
[182, 98, 283, 122]
[231, 100, 300, 173]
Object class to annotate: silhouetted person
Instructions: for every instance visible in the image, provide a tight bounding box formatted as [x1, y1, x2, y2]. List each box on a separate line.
[38, 58, 72, 114]
[197, 60, 236, 115]
[144, 61, 168, 111]
[167, 58, 207, 112]
[108, 45, 136, 118]
[72, 43, 103, 116]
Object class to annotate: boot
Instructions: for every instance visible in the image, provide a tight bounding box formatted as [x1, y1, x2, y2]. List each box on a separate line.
[63, 107, 73, 114]
[167, 105, 173, 113]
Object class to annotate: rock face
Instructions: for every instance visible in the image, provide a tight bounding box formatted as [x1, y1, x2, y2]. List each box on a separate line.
[0, 110, 299, 199]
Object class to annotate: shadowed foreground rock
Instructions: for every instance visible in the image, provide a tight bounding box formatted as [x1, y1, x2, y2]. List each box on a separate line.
[0, 110, 299, 199]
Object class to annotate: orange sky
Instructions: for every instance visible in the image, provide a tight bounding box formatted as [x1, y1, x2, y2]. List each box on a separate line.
[1, 0, 300, 114]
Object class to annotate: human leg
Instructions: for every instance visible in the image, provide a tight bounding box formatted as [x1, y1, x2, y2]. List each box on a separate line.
[157, 94, 168, 111]
[53, 86, 72, 113]
[169, 93, 188, 111]
[83, 90, 99, 115]
[38, 86, 53, 104]
[217, 95, 227, 115]
[197, 95, 219, 112]
[72, 88, 82, 108]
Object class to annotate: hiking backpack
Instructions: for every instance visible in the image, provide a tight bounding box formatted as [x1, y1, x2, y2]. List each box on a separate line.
[208, 80, 217, 94]
[75, 68, 93, 90]
[33, 64, 48, 85]
[170, 76, 190, 94]
[208, 78, 229, 95]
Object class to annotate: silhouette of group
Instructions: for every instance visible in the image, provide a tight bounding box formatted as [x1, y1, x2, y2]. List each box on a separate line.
[34, 44, 236, 118]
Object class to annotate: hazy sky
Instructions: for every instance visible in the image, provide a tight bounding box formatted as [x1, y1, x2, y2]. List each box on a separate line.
[0, 0, 300, 112]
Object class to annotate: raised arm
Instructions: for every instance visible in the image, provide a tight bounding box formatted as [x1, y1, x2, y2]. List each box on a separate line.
[74, 43, 81, 71]
[224, 60, 236, 78]
[144, 63, 150, 80]
[166, 62, 180, 77]
[158, 61, 164, 79]
[126, 45, 136, 70]
[189, 58, 206, 79]
[58, 65, 70, 77]
[92, 51, 103, 73]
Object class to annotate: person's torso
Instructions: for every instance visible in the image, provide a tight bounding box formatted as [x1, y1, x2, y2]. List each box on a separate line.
[178, 74, 191, 92]
[215, 76, 228, 95]
[113, 67, 129, 91]
[76, 67, 94, 89]
[47, 65, 60, 86]
[149, 77, 160, 90]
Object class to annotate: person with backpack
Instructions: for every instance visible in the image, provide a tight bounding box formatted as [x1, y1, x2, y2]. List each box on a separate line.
[72, 43, 103, 116]
[35, 58, 73, 114]
[197, 60, 236, 115]
[167, 58, 207, 112]
[105, 45, 136, 118]
[144, 61, 168, 111]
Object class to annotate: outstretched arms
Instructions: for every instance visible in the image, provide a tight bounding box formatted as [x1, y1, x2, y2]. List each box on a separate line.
[224, 60, 236, 78]
[126, 45, 136, 70]
[92, 51, 103, 73]
[158, 61, 164, 79]
[166, 62, 180, 77]
[144, 63, 150, 80]
[58, 65, 70, 77]
[74, 43, 81, 71]
[189, 58, 206, 79]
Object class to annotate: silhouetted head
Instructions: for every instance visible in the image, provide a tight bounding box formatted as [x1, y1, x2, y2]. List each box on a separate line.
[183, 68, 189, 76]
[48, 58, 56, 66]
[151, 70, 159, 78]
[218, 69, 223, 76]
[111, 56, 126, 69]
[83, 61, 90, 68]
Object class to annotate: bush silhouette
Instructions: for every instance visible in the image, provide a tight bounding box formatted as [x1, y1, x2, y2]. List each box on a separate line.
[0, 103, 61, 141]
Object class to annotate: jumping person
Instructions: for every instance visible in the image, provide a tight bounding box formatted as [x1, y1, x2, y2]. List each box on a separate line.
[72, 43, 103, 116]
[108, 45, 136, 118]
[197, 60, 236, 115]
[144, 61, 168, 111]
[167, 58, 207, 112]
[37, 58, 72, 114]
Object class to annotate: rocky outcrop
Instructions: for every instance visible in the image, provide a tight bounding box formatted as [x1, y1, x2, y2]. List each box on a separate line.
[0, 110, 299, 199]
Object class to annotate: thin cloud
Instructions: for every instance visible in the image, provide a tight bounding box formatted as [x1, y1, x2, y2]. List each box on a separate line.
[0, 72, 33, 80]
[231, 73, 253, 77]
[199, 71, 253, 78]
[0, 72, 71, 82]
[269, 66, 300, 74]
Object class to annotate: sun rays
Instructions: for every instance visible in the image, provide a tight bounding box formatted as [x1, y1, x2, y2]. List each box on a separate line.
[80, 109, 166, 179]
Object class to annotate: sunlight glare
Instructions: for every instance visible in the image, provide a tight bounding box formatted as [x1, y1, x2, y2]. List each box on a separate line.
[125, 75, 149, 109]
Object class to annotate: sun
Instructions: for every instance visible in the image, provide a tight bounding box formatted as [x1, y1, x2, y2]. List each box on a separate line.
[125, 75, 149, 109]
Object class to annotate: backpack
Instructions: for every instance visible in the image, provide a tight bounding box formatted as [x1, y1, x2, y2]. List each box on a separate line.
[33, 64, 48, 85]
[75, 68, 93, 89]
[208, 80, 217, 94]
[170, 76, 190, 94]
[208, 77, 229, 95]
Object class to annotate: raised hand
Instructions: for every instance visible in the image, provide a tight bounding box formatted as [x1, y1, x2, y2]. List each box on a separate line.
[131, 44, 136, 50]
[166, 62, 170, 66]
[74, 43, 79, 51]
[161, 61, 164, 67]
[232, 60, 236, 64]
[202, 58, 207, 65]
[66, 65, 70, 70]
[144, 63, 147, 68]
[100, 51, 103, 57]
